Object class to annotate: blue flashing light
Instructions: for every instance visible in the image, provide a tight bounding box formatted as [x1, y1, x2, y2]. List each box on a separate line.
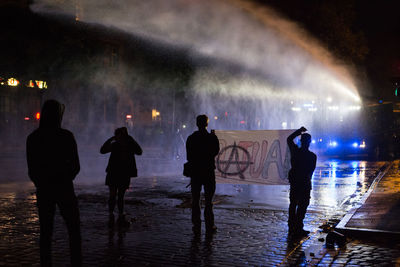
[312, 139, 316, 144]
[328, 141, 338, 148]
[351, 161, 358, 169]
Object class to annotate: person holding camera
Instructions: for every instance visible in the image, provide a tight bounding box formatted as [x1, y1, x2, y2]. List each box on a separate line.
[186, 115, 220, 235]
[100, 127, 142, 226]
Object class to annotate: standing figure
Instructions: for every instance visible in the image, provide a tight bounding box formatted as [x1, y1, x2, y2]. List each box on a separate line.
[26, 99, 82, 266]
[186, 115, 220, 234]
[287, 126, 317, 237]
[100, 127, 142, 226]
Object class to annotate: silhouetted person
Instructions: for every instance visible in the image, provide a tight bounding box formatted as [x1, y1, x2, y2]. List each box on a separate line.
[287, 126, 317, 237]
[100, 127, 142, 226]
[26, 99, 82, 267]
[186, 115, 220, 234]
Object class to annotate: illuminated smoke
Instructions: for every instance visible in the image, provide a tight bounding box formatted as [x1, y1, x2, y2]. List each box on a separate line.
[31, 0, 361, 133]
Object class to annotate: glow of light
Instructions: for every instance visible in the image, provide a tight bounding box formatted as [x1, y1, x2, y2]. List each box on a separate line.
[312, 139, 316, 144]
[27, 80, 35, 87]
[291, 107, 301, 111]
[35, 112, 40, 120]
[319, 138, 323, 142]
[24, 117, 30, 121]
[225, 112, 228, 116]
[328, 106, 339, 110]
[329, 161, 337, 181]
[290, 101, 294, 104]
[152, 109, 160, 120]
[126, 114, 132, 119]
[240, 120, 246, 124]
[8, 78, 19, 86]
[329, 141, 338, 147]
[182, 124, 186, 128]
[327, 97, 332, 102]
[359, 140, 366, 148]
[351, 161, 358, 169]
[281, 122, 287, 128]
[352, 142, 358, 148]
[214, 116, 218, 120]
[349, 105, 361, 111]
[36, 81, 43, 88]
[303, 103, 313, 107]
[308, 107, 317, 112]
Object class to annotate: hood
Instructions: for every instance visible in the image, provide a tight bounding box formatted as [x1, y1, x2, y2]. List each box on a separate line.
[39, 99, 65, 128]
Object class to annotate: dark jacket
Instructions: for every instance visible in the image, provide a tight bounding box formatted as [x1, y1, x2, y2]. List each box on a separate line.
[100, 135, 142, 177]
[186, 129, 220, 177]
[26, 100, 80, 188]
[287, 133, 317, 190]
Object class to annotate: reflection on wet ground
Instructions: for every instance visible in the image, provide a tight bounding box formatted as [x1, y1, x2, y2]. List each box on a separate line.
[0, 159, 397, 266]
[311, 160, 385, 212]
[211, 160, 386, 212]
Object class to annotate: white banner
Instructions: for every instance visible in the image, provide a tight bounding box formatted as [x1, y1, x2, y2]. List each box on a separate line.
[214, 130, 292, 185]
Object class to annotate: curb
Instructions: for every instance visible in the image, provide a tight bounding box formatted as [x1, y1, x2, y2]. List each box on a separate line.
[336, 161, 400, 241]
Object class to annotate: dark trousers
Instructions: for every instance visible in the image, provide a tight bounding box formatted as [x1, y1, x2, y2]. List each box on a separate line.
[288, 187, 310, 233]
[191, 175, 216, 229]
[36, 184, 82, 267]
[108, 186, 127, 215]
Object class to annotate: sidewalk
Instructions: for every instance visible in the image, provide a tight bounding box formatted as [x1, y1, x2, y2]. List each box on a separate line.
[337, 160, 400, 240]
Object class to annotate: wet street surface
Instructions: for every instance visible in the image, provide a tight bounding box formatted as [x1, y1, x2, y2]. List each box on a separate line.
[1, 159, 400, 266]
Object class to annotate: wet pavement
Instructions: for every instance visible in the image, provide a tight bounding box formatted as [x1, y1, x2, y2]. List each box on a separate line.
[0, 159, 400, 266]
[337, 160, 400, 238]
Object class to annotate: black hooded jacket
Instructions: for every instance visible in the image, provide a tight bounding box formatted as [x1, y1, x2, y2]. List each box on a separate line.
[26, 100, 80, 188]
[100, 134, 142, 178]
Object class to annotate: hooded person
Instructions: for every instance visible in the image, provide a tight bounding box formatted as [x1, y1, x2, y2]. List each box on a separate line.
[26, 99, 82, 266]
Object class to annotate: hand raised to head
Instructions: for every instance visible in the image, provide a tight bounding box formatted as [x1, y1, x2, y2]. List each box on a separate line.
[299, 126, 307, 132]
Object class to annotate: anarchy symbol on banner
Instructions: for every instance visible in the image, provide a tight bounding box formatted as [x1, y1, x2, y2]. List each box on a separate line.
[216, 142, 252, 179]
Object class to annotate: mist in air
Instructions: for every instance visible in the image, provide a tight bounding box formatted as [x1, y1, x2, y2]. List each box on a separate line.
[24, 0, 364, 180]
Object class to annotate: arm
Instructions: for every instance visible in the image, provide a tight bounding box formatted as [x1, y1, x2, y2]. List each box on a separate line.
[287, 127, 307, 151]
[212, 133, 220, 157]
[69, 133, 80, 180]
[311, 153, 317, 175]
[186, 135, 193, 162]
[26, 135, 39, 186]
[100, 137, 114, 154]
[131, 138, 143, 155]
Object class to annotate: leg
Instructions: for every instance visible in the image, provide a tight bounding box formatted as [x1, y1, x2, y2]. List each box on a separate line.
[58, 186, 82, 267]
[295, 191, 311, 232]
[204, 178, 216, 231]
[288, 188, 298, 234]
[117, 188, 126, 216]
[36, 189, 56, 267]
[108, 186, 117, 214]
[191, 179, 202, 229]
